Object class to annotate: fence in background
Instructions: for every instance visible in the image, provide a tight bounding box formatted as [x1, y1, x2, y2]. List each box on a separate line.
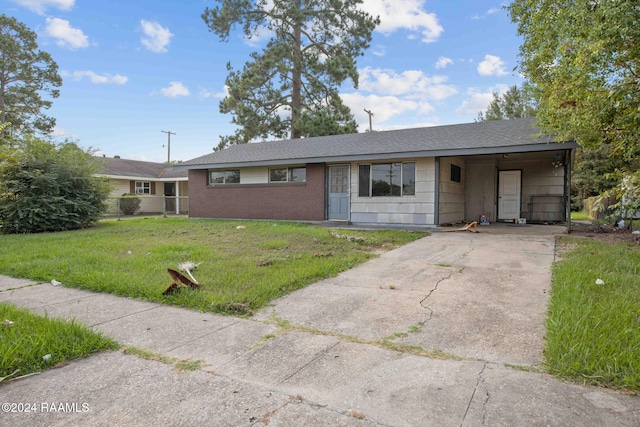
[105, 196, 189, 219]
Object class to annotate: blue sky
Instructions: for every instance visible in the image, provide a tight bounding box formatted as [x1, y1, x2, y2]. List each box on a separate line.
[4, 0, 525, 163]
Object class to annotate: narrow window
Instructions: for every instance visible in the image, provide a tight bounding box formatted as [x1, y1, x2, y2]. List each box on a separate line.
[403, 163, 416, 196]
[451, 164, 461, 183]
[358, 165, 370, 197]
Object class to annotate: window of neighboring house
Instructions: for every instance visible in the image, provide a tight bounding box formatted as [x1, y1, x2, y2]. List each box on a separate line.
[358, 162, 416, 197]
[209, 169, 240, 184]
[269, 167, 306, 183]
[451, 164, 461, 183]
[135, 181, 151, 195]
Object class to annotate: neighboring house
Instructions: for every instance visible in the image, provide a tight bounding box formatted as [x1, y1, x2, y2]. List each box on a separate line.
[179, 118, 578, 227]
[97, 156, 189, 215]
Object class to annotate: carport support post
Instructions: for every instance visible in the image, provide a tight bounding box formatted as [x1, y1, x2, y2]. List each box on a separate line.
[566, 148, 574, 232]
[434, 157, 440, 225]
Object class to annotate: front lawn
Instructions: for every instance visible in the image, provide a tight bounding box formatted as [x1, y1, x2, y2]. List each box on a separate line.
[549, 237, 640, 391]
[0, 218, 425, 315]
[0, 303, 117, 379]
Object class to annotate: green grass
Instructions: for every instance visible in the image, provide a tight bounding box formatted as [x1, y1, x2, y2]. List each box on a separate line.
[570, 210, 592, 221]
[0, 303, 118, 379]
[0, 218, 425, 315]
[548, 237, 640, 391]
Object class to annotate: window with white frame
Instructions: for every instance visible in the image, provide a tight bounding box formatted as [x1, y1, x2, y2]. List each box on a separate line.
[358, 162, 415, 197]
[269, 167, 306, 183]
[135, 181, 151, 195]
[209, 169, 240, 184]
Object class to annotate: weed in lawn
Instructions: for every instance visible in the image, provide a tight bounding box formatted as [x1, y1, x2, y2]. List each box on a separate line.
[0, 218, 426, 315]
[548, 237, 640, 391]
[0, 303, 118, 379]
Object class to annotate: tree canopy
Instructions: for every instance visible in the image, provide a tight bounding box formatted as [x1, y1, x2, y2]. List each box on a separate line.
[202, 0, 379, 149]
[476, 84, 537, 122]
[0, 14, 62, 139]
[508, 1, 640, 158]
[0, 137, 110, 234]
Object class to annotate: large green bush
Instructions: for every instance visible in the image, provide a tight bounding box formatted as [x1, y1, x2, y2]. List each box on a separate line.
[0, 137, 110, 233]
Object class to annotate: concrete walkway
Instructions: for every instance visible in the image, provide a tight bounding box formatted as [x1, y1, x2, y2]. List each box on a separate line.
[0, 230, 638, 426]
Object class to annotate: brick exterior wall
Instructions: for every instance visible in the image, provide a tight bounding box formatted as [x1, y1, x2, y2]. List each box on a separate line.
[189, 163, 326, 221]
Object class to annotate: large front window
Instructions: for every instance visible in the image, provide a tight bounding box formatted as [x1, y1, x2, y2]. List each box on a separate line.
[358, 162, 415, 197]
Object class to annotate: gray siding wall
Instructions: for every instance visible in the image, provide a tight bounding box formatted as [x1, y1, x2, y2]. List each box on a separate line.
[438, 157, 466, 224]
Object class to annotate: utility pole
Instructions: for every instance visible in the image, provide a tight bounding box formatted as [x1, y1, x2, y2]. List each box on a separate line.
[363, 108, 374, 132]
[161, 130, 176, 163]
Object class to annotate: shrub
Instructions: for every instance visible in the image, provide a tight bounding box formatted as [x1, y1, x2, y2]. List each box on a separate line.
[119, 193, 141, 215]
[0, 137, 110, 233]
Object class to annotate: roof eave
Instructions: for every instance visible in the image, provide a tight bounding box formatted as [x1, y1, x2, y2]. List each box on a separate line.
[178, 140, 579, 170]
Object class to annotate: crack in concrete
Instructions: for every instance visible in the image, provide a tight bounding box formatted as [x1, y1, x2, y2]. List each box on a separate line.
[460, 362, 489, 427]
[419, 270, 456, 322]
[278, 340, 341, 386]
[164, 319, 242, 353]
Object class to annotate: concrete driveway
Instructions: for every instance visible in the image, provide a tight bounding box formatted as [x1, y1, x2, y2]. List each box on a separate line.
[255, 229, 555, 367]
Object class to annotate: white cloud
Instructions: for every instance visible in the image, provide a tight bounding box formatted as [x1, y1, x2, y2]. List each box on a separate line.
[198, 85, 228, 99]
[70, 71, 128, 84]
[9, 0, 74, 15]
[435, 56, 453, 69]
[364, 0, 443, 43]
[455, 85, 509, 115]
[139, 20, 173, 53]
[472, 7, 501, 20]
[343, 92, 432, 130]
[160, 81, 190, 97]
[478, 54, 508, 76]
[359, 67, 457, 100]
[45, 18, 88, 49]
[371, 44, 386, 57]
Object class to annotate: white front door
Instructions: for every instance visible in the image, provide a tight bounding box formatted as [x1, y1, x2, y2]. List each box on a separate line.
[498, 170, 521, 221]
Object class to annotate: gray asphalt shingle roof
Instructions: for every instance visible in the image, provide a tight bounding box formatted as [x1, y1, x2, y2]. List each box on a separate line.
[180, 118, 573, 169]
[98, 157, 188, 179]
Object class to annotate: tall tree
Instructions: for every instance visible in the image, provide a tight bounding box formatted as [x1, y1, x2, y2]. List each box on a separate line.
[202, 0, 379, 149]
[508, 1, 640, 158]
[0, 14, 62, 139]
[477, 84, 537, 122]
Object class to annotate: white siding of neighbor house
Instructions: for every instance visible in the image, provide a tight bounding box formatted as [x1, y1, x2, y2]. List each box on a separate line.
[349, 158, 436, 225]
[106, 178, 167, 214]
[439, 157, 466, 224]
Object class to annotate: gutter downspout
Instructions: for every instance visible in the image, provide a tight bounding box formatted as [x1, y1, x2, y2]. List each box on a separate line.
[434, 157, 440, 226]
